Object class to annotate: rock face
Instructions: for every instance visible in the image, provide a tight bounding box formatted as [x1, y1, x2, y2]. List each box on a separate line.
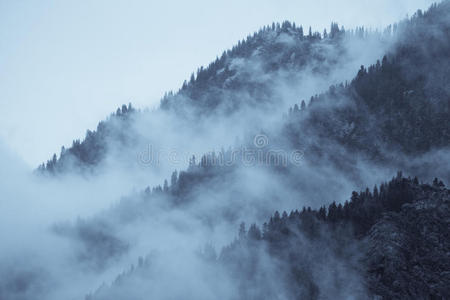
[366, 183, 450, 299]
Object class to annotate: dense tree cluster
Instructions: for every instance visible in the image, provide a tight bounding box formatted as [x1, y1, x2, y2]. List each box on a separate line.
[286, 4, 450, 158]
[219, 174, 449, 299]
[160, 20, 389, 115]
[84, 174, 449, 299]
[234, 172, 434, 241]
[38, 103, 135, 173]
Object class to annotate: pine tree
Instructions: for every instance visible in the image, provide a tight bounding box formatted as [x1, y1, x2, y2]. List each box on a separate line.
[238, 222, 246, 240]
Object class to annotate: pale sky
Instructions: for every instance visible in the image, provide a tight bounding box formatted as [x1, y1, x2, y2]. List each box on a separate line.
[0, 0, 436, 167]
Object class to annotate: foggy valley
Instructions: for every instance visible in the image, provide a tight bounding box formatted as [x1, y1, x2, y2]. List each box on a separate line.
[0, 1, 449, 299]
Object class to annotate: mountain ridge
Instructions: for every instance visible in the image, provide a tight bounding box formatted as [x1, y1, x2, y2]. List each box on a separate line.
[38, 19, 395, 174]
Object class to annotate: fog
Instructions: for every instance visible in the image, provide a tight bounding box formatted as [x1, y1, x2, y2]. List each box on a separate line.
[1, 28, 392, 299]
[1, 1, 449, 299]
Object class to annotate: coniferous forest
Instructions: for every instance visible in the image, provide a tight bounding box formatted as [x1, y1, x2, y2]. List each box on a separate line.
[1, 1, 450, 300]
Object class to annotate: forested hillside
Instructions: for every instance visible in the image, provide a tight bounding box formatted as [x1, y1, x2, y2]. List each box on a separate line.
[3, 2, 449, 300]
[38, 19, 392, 174]
[286, 2, 450, 158]
[81, 4, 450, 298]
[38, 2, 449, 182]
[86, 175, 450, 299]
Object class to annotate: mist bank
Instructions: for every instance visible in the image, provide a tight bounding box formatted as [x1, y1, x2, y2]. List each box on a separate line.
[1, 2, 449, 300]
[86, 175, 450, 300]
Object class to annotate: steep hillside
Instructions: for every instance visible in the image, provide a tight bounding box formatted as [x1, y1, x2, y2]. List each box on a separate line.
[48, 2, 450, 279]
[38, 104, 136, 173]
[160, 21, 355, 115]
[285, 2, 450, 158]
[85, 175, 450, 299]
[38, 3, 449, 177]
[38, 21, 390, 174]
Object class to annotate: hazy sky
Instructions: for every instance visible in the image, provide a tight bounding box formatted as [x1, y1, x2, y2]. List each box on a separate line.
[0, 0, 436, 166]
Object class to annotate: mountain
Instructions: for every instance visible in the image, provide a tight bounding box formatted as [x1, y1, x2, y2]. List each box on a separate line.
[286, 2, 450, 157]
[6, 1, 449, 300]
[38, 3, 449, 183]
[38, 104, 137, 173]
[50, 1, 450, 236]
[85, 175, 450, 299]
[38, 20, 391, 174]
[160, 21, 353, 115]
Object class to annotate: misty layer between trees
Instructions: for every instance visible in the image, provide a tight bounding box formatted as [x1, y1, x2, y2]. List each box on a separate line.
[1, 1, 450, 300]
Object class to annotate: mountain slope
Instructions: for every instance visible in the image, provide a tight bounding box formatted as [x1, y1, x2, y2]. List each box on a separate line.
[17, 2, 450, 300]
[51, 1, 450, 279]
[285, 2, 450, 158]
[85, 175, 450, 300]
[39, 3, 449, 177]
[39, 21, 391, 174]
